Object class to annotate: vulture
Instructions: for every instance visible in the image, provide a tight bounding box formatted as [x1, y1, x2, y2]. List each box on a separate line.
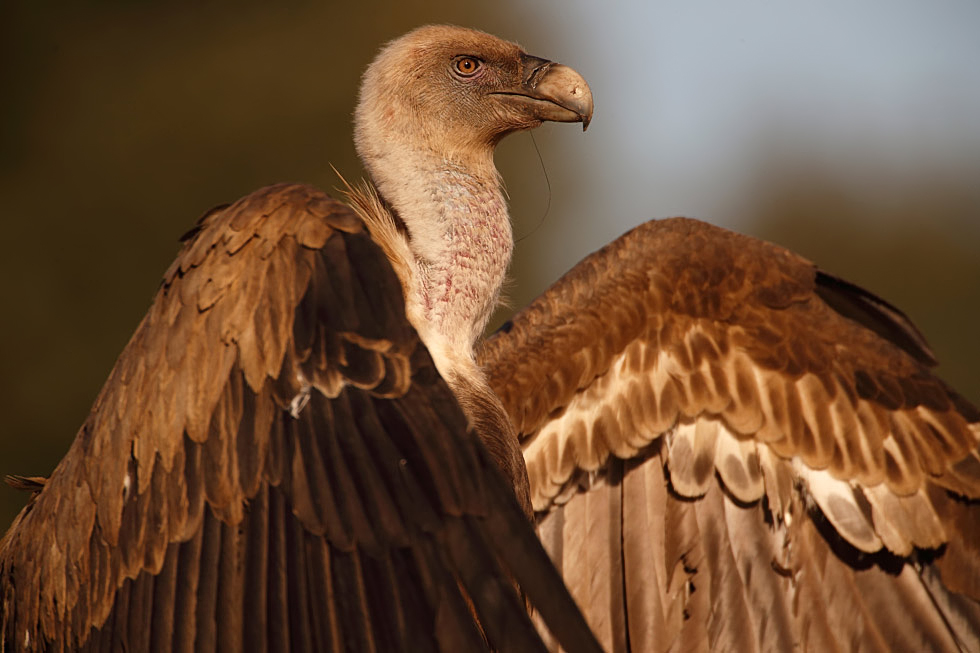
[2, 23, 980, 653]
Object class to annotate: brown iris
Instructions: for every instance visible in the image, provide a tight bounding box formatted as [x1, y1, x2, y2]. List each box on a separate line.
[453, 56, 481, 77]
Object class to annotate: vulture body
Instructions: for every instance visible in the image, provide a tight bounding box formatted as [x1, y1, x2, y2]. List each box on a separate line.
[2, 24, 979, 653]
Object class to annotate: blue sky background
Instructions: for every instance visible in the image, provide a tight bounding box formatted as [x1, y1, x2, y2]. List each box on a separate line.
[494, 0, 980, 289]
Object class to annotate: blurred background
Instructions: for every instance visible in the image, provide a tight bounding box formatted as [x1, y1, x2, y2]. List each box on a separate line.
[1, 1, 978, 529]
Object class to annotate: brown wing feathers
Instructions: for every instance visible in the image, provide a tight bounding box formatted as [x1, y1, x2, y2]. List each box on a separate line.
[480, 216, 980, 650]
[0, 184, 601, 653]
[3, 160, 976, 653]
[482, 217, 980, 529]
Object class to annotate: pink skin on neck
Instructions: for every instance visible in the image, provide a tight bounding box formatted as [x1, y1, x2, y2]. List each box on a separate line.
[416, 164, 512, 350]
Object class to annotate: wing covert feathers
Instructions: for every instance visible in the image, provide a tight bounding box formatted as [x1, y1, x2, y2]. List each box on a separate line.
[0, 184, 600, 653]
[480, 218, 980, 541]
[480, 217, 980, 650]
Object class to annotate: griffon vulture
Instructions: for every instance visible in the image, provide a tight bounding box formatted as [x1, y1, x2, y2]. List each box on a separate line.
[2, 23, 980, 653]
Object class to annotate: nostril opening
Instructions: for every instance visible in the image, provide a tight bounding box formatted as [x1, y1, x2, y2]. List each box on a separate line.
[526, 63, 552, 88]
[520, 54, 553, 87]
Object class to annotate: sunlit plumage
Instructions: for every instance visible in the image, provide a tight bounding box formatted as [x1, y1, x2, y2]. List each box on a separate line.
[3, 24, 979, 653]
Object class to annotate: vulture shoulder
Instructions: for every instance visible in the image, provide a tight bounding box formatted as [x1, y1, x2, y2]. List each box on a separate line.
[0, 183, 599, 653]
[479, 217, 980, 652]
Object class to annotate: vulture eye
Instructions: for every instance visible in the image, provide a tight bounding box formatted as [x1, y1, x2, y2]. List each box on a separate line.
[453, 56, 482, 77]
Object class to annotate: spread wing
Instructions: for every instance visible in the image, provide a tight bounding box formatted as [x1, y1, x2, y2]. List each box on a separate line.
[479, 217, 980, 652]
[0, 184, 600, 653]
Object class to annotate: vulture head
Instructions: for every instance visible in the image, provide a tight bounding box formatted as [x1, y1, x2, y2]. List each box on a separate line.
[351, 25, 593, 372]
[355, 25, 593, 176]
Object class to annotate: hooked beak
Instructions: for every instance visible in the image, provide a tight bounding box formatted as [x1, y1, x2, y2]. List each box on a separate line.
[492, 54, 594, 131]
